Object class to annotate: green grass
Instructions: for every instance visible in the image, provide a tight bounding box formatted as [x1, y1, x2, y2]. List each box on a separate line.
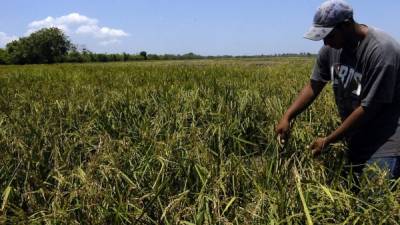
[0, 58, 399, 224]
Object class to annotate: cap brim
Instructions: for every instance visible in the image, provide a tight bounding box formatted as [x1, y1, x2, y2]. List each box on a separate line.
[304, 26, 334, 41]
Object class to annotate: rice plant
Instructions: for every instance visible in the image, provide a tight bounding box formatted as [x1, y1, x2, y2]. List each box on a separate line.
[0, 58, 399, 224]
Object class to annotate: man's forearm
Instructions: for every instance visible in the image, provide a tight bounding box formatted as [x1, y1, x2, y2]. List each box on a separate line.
[283, 80, 325, 121]
[326, 106, 366, 144]
[276, 80, 326, 141]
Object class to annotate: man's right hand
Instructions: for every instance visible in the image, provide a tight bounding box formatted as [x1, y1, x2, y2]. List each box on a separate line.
[275, 118, 291, 146]
[274, 81, 325, 148]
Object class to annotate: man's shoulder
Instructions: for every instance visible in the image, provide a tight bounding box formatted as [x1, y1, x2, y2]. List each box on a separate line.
[367, 27, 400, 53]
[317, 45, 340, 60]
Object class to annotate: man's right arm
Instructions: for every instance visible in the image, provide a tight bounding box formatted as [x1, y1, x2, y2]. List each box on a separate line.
[275, 80, 326, 141]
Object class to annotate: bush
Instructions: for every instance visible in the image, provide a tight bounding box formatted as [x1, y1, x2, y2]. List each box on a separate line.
[0, 48, 9, 64]
[6, 27, 72, 64]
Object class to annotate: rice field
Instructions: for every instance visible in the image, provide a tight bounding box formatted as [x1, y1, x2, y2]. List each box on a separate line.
[0, 58, 399, 224]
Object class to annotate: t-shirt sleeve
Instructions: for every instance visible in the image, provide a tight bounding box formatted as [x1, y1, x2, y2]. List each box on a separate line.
[311, 46, 331, 83]
[360, 48, 397, 107]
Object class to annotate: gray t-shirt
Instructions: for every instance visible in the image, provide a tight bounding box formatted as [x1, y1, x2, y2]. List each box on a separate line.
[311, 26, 400, 164]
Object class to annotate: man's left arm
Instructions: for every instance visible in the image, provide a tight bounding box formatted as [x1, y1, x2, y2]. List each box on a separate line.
[310, 105, 366, 155]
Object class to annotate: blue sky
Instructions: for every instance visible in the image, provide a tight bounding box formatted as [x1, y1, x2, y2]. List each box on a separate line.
[1, 0, 399, 55]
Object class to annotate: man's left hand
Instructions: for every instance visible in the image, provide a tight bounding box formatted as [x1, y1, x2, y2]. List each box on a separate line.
[310, 137, 329, 156]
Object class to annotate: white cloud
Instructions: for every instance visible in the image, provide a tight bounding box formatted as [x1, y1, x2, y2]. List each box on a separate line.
[99, 27, 128, 38]
[27, 13, 128, 46]
[76, 25, 128, 38]
[29, 16, 55, 28]
[26, 24, 69, 36]
[28, 13, 97, 32]
[57, 13, 97, 26]
[75, 25, 97, 34]
[0, 32, 18, 47]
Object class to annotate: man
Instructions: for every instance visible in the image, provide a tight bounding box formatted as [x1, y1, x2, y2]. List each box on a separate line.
[275, 0, 400, 178]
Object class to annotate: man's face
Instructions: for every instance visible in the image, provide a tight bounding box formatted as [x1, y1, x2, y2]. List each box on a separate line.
[323, 26, 346, 49]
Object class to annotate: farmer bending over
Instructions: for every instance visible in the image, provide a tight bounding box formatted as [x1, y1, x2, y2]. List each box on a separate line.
[276, 0, 400, 178]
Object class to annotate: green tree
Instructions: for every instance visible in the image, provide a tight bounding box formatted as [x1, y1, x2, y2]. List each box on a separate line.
[6, 27, 72, 64]
[122, 52, 130, 61]
[5, 39, 27, 64]
[81, 48, 92, 62]
[140, 51, 147, 60]
[0, 48, 10, 64]
[66, 50, 83, 63]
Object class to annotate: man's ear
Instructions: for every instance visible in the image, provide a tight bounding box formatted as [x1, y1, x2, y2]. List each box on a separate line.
[342, 20, 355, 31]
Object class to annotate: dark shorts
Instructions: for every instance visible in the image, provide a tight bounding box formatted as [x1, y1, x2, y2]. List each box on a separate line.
[347, 141, 400, 179]
[345, 152, 400, 180]
[364, 156, 400, 179]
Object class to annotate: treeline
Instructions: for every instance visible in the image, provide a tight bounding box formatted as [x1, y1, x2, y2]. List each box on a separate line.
[0, 27, 315, 65]
[60, 51, 315, 63]
[64, 51, 211, 63]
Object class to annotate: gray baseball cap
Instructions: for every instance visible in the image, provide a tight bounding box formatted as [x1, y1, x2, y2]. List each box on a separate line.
[304, 0, 353, 41]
